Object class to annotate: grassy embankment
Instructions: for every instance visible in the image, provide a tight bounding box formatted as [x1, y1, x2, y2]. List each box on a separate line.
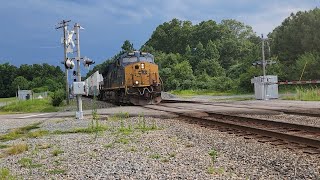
[0, 99, 59, 114]
[282, 87, 320, 101]
[0, 97, 17, 103]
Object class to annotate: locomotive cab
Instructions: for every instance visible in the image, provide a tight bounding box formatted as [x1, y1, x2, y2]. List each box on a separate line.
[101, 51, 162, 105]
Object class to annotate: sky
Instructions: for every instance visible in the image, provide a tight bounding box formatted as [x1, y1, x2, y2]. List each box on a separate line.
[0, 0, 319, 68]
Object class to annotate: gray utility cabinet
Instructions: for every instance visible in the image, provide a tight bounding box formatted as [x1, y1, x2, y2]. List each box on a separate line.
[251, 75, 278, 100]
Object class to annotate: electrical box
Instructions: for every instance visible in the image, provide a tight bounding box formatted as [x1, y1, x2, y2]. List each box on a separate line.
[73, 82, 86, 95]
[251, 75, 278, 100]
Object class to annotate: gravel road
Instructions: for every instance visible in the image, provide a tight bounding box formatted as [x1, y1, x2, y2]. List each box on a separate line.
[0, 113, 319, 179]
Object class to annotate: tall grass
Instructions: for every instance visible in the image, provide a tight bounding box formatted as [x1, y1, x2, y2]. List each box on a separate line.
[0, 99, 58, 113]
[294, 87, 320, 101]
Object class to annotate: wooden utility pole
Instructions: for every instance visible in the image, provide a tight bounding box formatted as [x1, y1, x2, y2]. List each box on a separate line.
[56, 20, 71, 105]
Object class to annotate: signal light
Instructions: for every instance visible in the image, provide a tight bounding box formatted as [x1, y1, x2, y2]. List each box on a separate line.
[83, 57, 95, 67]
[65, 58, 75, 69]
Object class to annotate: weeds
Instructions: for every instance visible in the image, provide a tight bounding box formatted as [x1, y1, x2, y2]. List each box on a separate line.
[207, 148, 223, 175]
[128, 146, 137, 152]
[48, 169, 66, 175]
[27, 130, 49, 138]
[161, 158, 169, 162]
[52, 125, 108, 135]
[110, 111, 130, 121]
[115, 137, 129, 144]
[103, 143, 113, 149]
[208, 149, 218, 164]
[149, 153, 161, 159]
[0, 122, 42, 142]
[0, 168, 16, 180]
[6, 143, 28, 155]
[52, 148, 64, 156]
[169, 152, 176, 158]
[0, 144, 10, 149]
[36, 143, 51, 149]
[18, 157, 42, 168]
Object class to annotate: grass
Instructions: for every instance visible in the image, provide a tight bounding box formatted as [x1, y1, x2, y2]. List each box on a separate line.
[6, 143, 28, 155]
[115, 137, 130, 144]
[103, 143, 113, 149]
[0, 99, 58, 113]
[0, 168, 16, 180]
[53, 124, 109, 135]
[36, 143, 51, 149]
[110, 111, 130, 121]
[170, 89, 234, 96]
[47, 169, 66, 175]
[281, 87, 320, 101]
[27, 130, 49, 138]
[18, 157, 42, 168]
[149, 153, 161, 159]
[0, 122, 42, 142]
[0, 144, 10, 149]
[0, 97, 16, 103]
[51, 148, 64, 156]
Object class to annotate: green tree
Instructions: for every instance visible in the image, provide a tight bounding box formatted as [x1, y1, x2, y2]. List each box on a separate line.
[12, 76, 30, 90]
[269, 8, 320, 79]
[0, 63, 17, 97]
[121, 40, 134, 52]
[195, 59, 225, 77]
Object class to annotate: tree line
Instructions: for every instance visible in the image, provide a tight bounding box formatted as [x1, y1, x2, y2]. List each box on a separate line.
[0, 63, 64, 98]
[91, 8, 320, 93]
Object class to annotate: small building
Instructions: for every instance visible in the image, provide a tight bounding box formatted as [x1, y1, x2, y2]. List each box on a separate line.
[18, 90, 33, 100]
[251, 75, 278, 100]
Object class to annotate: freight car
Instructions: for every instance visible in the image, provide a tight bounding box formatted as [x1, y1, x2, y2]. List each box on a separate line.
[85, 71, 103, 97]
[94, 51, 162, 105]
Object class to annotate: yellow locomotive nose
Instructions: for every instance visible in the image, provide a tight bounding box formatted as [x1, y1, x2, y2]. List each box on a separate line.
[125, 62, 160, 87]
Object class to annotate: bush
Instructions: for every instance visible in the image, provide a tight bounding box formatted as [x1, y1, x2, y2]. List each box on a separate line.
[51, 89, 65, 107]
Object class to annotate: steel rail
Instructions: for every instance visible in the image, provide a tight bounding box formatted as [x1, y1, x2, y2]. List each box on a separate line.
[145, 105, 320, 150]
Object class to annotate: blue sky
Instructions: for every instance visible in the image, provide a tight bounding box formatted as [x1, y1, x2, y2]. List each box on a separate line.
[0, 0, 319, 68]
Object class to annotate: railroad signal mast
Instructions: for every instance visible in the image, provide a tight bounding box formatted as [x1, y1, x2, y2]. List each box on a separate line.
[55, 20, 71, 105]
[56, 20, 90, 119]
[252, 34, 276, 100]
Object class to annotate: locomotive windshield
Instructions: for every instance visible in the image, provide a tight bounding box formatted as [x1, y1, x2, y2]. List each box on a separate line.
[122, 57, 138, 63]
[139, 56, 154, 63]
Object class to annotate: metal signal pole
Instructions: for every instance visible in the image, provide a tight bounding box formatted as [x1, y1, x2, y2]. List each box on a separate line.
[74, 23, 83, 119]
[56, 20, 71, 105]
[261, 34, 268, 100]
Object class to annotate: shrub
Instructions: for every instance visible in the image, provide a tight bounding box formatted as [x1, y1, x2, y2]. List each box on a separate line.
[51, 89, 65, 106]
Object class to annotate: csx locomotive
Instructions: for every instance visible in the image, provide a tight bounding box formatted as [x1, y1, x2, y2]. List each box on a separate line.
[99, 51, 162, 105]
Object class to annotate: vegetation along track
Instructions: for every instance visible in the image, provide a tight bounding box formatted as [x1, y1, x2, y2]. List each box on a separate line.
[145, 103, 320, 155]
[161, 99, 320, 117]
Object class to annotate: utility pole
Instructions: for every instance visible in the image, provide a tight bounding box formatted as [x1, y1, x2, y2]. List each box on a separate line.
[74, 23, 83, 119]
[56, 20, 71, 105]
[261, 34, 268, 100]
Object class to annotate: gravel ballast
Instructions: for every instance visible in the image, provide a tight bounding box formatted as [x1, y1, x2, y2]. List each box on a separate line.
[0, 115, 319, 179]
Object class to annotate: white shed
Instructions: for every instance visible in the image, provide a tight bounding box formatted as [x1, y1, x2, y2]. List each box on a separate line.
[18, 90, 33, 100]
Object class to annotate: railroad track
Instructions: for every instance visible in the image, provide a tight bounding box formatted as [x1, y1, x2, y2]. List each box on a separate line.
[145, 104, 320, 155]
[161, 99, 320, 117]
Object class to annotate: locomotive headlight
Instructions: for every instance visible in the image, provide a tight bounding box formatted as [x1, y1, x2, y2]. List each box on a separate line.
[135, 80, 139, 85]
[141, 63, 145, 69]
